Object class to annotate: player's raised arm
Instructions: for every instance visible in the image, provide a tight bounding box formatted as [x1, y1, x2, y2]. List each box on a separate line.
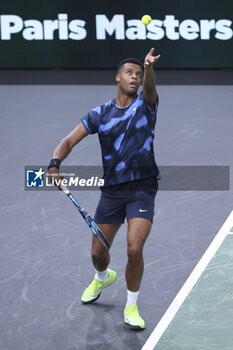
[142, 48, 160, 111]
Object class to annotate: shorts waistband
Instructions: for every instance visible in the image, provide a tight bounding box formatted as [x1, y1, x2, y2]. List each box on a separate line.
[101, 177, 158, 193]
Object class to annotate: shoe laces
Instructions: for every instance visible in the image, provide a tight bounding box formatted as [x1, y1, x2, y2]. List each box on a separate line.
[90, 278, 103, 290]
[128, 304, 138, 314]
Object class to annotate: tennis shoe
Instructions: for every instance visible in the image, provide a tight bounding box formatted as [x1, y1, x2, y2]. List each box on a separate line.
[81, 268, 117, 304]
[124, 304, 145, 330]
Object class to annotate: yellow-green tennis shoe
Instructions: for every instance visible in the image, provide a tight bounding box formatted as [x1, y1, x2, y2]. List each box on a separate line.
[81, 268, 117, 304]
[124, 304, 145, 330]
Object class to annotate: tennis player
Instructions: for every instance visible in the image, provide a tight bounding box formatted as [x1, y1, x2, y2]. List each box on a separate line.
[48, 48, 160, 330]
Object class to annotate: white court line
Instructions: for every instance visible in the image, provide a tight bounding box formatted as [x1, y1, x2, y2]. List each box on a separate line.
[142, 210, 233, 350]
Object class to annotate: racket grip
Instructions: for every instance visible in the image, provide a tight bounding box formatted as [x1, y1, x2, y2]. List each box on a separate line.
[61, 184, 70, 195]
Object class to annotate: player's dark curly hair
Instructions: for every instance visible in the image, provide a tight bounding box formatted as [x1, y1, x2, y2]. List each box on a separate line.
[117, 58, 143, 72]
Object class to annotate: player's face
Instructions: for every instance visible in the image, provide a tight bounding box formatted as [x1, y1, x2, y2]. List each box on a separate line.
[116, 63, 143, 96]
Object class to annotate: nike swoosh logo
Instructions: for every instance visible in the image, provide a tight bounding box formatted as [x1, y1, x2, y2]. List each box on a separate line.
[139, 209, 148, 212]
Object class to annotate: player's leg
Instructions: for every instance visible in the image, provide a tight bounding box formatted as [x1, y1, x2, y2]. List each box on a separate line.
[90, 189, 125, 272]
[125, 184, 157, 292]
[124, 217, 152, 329]
[125, 180, 158, 292]
[126, 217, 152, 291]
[91, 223, 121, 271]
[124, 180, 158, 329]
[81, 186, 125, 304]
[81, 223, 121, 304]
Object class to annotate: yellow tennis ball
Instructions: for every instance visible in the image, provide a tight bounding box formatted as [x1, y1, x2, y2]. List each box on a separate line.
[141, 15, 152, 26]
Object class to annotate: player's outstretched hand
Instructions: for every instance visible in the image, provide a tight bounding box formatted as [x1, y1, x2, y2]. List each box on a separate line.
[48, 167, 64, 191]
[144, 48, 160, 68]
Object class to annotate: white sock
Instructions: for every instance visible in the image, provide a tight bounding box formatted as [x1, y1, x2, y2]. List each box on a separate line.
[95, 269, 108, 282]
[126, 289, 139, 307]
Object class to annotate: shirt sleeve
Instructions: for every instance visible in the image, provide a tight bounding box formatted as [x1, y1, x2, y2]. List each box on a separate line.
[81, 106, 101, 134]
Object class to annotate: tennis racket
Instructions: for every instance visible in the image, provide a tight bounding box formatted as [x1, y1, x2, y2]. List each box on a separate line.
[61, 185, 109, 249]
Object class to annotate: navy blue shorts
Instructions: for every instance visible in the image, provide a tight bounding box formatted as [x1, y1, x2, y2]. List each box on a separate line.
[94, 177, 158, 224]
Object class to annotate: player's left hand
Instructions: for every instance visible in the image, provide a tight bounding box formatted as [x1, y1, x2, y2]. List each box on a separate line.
[144, 48, 160, 68]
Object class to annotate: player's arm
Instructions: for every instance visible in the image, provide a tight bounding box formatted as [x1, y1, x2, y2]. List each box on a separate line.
[52, 122, 88, 161]
[48, 122, 88, 188]
[142, 48, 160, 112]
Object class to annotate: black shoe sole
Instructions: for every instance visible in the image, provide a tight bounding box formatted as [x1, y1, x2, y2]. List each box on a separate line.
[81, 292, 101, 304]
[124, 322, 145, 331]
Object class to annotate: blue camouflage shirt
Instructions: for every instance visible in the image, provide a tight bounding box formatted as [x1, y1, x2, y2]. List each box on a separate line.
[81, 92, 160, 187]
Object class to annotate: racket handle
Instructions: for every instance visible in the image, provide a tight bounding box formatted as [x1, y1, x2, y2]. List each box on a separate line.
[61, 184, 70, 195]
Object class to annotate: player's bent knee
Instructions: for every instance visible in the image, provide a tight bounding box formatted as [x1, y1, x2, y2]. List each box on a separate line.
[91, 247, 109, 271]
[92, 245, 108, 261]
